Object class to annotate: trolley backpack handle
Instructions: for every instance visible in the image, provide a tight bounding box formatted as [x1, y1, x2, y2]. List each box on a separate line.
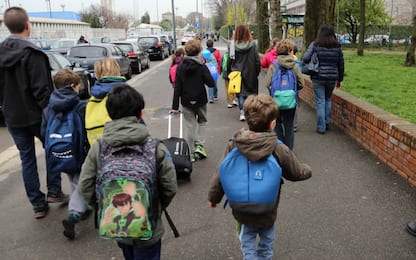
[168, 112, 183, 139]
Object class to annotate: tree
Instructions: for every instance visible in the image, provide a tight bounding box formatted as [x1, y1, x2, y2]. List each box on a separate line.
[79, 4, 129, 30]
[405, 1, 416, 66]
[141, 12, 150, 24]
[256, 0, 269, 53]
[226, 3, 248, 26]
[269, 0, 283, 39]
[159, 19, 172, 31]
[79, 4, 105, 28]
[303, 0, 336, 51]
[338, 0, 390, 44]
[357, 0, 365, 56]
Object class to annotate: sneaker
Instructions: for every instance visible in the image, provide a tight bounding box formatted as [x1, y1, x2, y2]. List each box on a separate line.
[227, 104, 233, 108]
[33, 202, 49, 219]
[232, 100, 238, 106]
[194, 144, 207, 159]
[213, 97, 219, 101]
[239, 110, 246, 121]
[191, 152, 200, 162]
[209, 99, 214, 103]
[47, 190, 69, 204]
[62, 217, 76, 240]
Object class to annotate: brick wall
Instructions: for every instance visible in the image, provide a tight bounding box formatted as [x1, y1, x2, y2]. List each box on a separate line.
[299, 77, 416, 187]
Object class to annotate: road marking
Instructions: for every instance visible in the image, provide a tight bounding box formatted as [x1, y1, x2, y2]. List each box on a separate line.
[128, 58, 170, 85]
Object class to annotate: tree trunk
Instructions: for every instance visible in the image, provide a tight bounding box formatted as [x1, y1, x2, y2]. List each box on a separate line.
[256, 0, 270, 53]
[405, 13, 416, 66]
[270, 0, 283, 39]
[303, 0, 336, 51]
[357, 0, 365, 56]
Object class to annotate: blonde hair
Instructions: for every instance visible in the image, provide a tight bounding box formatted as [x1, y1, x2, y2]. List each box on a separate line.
[275, 39, 295, 55]
[243, 94, 278, 132]
[94, 58, 120, 79]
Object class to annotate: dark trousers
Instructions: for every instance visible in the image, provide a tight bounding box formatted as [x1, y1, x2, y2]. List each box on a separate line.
[275, 108, 296, 150]
[117, 240, 161, 260]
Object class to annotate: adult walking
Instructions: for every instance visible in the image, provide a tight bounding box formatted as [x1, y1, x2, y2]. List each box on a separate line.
[0, 7, 67, 219]
[227, 25, 261, 121]
[303, 24, 344, 134]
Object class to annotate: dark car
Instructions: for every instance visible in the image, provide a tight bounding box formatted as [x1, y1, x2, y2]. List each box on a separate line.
[137, 35, 169, 60]
[50, 39, 77, 55]
[29, 39, 51, 50]
[46, 51, 92, 99]
[111, 41, 150, 74]
[66, 43, 132, 80]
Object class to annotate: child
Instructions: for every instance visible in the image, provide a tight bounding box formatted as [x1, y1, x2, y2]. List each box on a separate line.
[264, 39, 304, 150]
[206, 39, 222, 102]
[78, 84, 177, 260]
[171, 39, 216, 162]
[41, 69, 91, 240]
[293, 44, 301, 132]
[201, 48, 219, 103]
[169, 48, 185, 88]
[221, 51, 238, 108]
[207, 94, 312, 260]
[261, 37, 280, 69]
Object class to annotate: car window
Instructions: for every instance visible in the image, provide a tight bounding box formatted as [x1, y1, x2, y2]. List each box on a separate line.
[115, 44, 132, 53]
[113, 46, 125, 56]
[53, 53, 72, 68]
[69, 46, 107, 58]
[53, 40, 75, 48]
[47, 54, 60, 70]
[138, 37, 158, 45]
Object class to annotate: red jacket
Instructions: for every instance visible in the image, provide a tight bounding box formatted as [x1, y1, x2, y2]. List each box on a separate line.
[261, 48, 278, 69]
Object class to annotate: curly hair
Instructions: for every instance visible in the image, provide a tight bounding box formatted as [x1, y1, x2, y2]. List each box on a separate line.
[184, 39, 202, 56]
[275, 39, 295, 55]
[243, 94, 278, 132]
[233, 25, 253, 43]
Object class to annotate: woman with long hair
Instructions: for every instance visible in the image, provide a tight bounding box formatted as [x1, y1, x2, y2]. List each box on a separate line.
[227, 25, 261, 121]
[303, 24, 344, 134]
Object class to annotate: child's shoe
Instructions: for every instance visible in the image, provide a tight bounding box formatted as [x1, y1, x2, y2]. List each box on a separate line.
[195, 144, 207, 159]
[191, 152, 200, 162]
[239, 110, 246, 121]
[227, 104, 233, 108]
[47, 190, 69, 204]
[232, 100, 238, 106]
[33, 202, 49, 219]
[62, 213, 80, 240]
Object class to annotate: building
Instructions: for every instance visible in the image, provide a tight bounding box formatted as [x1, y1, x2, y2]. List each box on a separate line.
[281, 0, 305, 15]
[28, 11, 81, 21]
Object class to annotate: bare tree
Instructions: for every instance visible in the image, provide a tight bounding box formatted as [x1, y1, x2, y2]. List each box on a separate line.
[405, 1, 416, 66]
[256, 0, 270, 53]
[357, 0, 365, 56]
[269, 0, 283, 39]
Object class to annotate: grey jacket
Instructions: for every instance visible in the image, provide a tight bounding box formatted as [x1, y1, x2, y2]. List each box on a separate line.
[78, 116, 177, 246]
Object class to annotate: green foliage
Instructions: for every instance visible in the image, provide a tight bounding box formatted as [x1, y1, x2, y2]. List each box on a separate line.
[342, 50, 416, 123]
[141, 12, 150, 24]
[159, 20, 172, 31]
[226, 4, 248, 25]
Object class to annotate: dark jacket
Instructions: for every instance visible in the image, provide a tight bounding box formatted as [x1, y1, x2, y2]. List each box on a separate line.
[78, 116, 177, 247]
[41, 86, 89, 156]
[0, 35, 54, 127]
[207, 128, 312, 228]
[303, 42, 344, 82]
[172, 56, 215, 110]
[227, 41, 261, 96]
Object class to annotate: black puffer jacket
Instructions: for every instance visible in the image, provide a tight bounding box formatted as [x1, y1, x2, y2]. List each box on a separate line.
[172, 56, 216, 110]
[303, 42, 344, 82]
[0, 35, 53, 127]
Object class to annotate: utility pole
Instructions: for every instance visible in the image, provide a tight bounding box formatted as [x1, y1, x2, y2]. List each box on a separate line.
[171, 0, 177, 50]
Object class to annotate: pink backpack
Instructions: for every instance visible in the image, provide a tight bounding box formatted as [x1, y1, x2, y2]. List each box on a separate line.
[169, 64, 178, 86]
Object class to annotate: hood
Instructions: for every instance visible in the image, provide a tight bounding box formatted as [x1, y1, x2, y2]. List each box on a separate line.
[233, 128, 277, 161]
[174, 56, 184, 65]
[48, 86, 80, 112]
[0, 36, 40, 68]
[277, 54, 296, 69]
[103, 116, 150, 147]
[235, 41, 254, 52]
[180, 56, 204, 72]
[91, 76, 127, 98]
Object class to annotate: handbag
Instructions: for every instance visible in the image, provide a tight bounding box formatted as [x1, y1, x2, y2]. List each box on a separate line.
[302, 46, 319, 75]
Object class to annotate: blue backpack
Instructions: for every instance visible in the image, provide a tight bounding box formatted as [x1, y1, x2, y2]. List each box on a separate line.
[45, 102, 86, 174]
[219, 141, 283, 215]
[270, 62, 297, 110]
[205, 62, 219, 82]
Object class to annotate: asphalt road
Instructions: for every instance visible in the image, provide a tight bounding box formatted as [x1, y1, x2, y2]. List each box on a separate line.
[1, 39, 415, 259]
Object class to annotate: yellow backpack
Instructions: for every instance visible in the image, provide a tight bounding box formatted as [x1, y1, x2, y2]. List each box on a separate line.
[85, 96, 111, 145]
[228, 71, 242, 94]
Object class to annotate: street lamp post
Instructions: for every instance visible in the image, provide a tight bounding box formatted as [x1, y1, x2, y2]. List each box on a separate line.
[171, 0, 177, 50]
[46, 0, 52, 18]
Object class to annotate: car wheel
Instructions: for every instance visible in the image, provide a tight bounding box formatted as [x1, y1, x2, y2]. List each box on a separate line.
[125, 66, 132, 79]
[146, 57, 150, 69]
[80, 75, 91, 99]
[159, 51, 164, 60]
[138, 62, 142, 74]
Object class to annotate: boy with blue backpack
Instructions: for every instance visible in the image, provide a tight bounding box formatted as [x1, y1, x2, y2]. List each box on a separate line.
[264, 39, 304, 150]
[41, 69, 91, 240]
[207, 94, 311, 260]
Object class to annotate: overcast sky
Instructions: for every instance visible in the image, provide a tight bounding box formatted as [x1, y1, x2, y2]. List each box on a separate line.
[3, 0, 211, 21]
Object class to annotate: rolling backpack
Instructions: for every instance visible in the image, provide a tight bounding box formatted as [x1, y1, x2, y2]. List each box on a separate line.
[270, 62, 298, 110]
[219, 141, 283, 215]
[45, 102, 86, 174]
[95, 138, 160, 240]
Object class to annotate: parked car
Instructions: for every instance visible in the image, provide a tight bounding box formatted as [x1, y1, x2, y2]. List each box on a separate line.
[50, 38, 77, 55]
[181, 33, 195, 45]
[364, 35, 389, 45]
[29, 39, 51, 50]
[46, 51, 92, 99]
[66, 43, 132, 80]
[137, 35, 169, 60]
[160, 34, 174, 54]
[111, 41, 150, 74]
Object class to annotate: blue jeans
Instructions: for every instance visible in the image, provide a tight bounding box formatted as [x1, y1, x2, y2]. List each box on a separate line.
[118, 239, 161, 260]
[237, 94, 247, 110]
[239, 224, 275, 260]
[7, 124, 61, 206]
[208, 84, 218, 101]
[275, 108, 296, 149]
[312, 80, 336, 132]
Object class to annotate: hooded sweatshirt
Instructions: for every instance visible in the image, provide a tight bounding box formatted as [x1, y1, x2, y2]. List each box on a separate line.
[207, 128, 312, 227]
[263, 54, 304, 93]
[261, 48, 278, 69]
[172, 56, 216, 110]
[0, 35, 54, 127]
[78, 116, 177, 247]
[227, 41, 261, 96]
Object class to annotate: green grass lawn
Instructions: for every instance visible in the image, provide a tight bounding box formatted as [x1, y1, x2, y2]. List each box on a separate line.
[342, 50, 416, 124]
